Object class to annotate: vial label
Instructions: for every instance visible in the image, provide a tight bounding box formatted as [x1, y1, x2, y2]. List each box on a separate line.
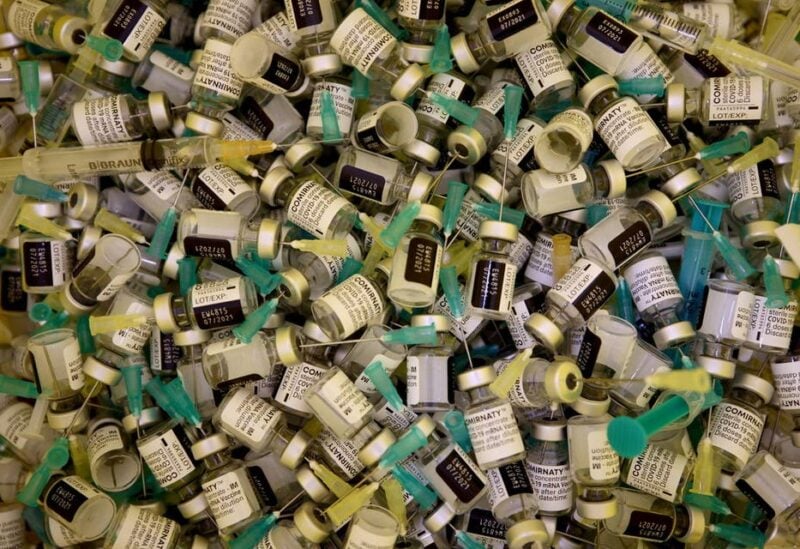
[698, 287, 755, 341]
[684, 49, 730, 78]
[525, 233, 579, 288]
[330, 9, 396, 74]
[191, 278, 246, 330]
[312, 369, 373, 423]
[454, 195, 487, 242]
[247, 465, 278, 507]
[746, 296, 797, 351]
[220, 390, 283, 447]
[623, 510, 673, 541]
[372, 400, 417, 434]
[288, 180, 352, 239]
[508, 236, 534, 272]
[550, 258, 617, 321]
[629, 368, 667, 408]
[397, 0, 444, 20]
[110, 506, 179, 549]
[309, 83, 355, 135]
[137, 425, 197, 486]
[317, 427, 367, 479]
[135, 171, 180, 201]
[495, 117, 544, 170]
[435, 445, 487, 503]
[236, 97, 275, 139]
[48, 518, 83, 547]
[286, 0, 323, 29]
[103, 0, 166, 61]
[0, 402, 32, 450]
[202, 469, 258, 529]
[7, 0, 49, 42]
[706, 77, 764, 126]
[469, 260, 516, 312]
[473, 83, 507, 117]
[417, 73, 474, 126]
[735, 454, 800, 520]
[150, 330, 180, 373]
[259, 53, 303, 94]
[535, 165, 589, 190]
[406, 355, 452, 408]
[725, 160, 779, 204]
[72, 96, 132, 145]
[404, 237, 440, 287]
[45, 476, 96, 523]
[486, 0, 539, 44]
[595, 97, 663, 169]
[194, 164, 253, 212]
[194, 39, 244, 100]
[623, 255, 681, 312]
[256, 12, 299, 52]
[616, 42, 672, 85]
[274, 362, 327, 414]
[465, 401, 524, 466]
[203, 0, 257, 38]
[184, 237, 234, 261]
[526, 462, 572, 512]
[112, 301, 152, 354]
[63, 338, 85, 390]
[681, 3, 731, 38]
[1, 270, 26, 312]
[708, 403, 764, 466]
[87, 424, 125, 464]
[506, 296, 540, 350]
[576, 327, 602, 377]
[433, 290, 485, 338]
[223, 113, 263, 141]
[516, 40, 571, 96]
[607, 220, 650, 267]
[585, 11, 638, 54]
[546, 109, 594, 151]
[149, 50, 193, 80]
[339, 165, 387, 202]
[624, 444, 687, 502]
[587, 429, 619, 481]
[486, 461, 533, 509]
[0, 505, 23, 548]
[318, 274, 384, 336]
[770, 359, 800, 411]
[464, 508, 507, 546]
[346, 521, 399, 549]
[22, 240, 68, 288]
[355, 109, 389, 153]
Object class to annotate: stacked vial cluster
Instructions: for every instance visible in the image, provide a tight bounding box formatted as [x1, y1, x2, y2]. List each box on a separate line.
[1, 0, 800, 546]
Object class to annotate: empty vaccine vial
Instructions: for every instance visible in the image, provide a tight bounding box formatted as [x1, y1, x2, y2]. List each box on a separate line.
[525, 257, 618, 352]
[724, 160, 783, 249]
[98, 0, 167, 62]
[566, 413, 620, 520]
[515, 39, 575, 114]
[524, 231, 580, 290]
[460, 365, 526, 470]
[330, 8, 426, 100]
[533, 108, 594, 174]
[406, 314, 455, 413]
[466, 221, 519, 320]
[450, 0, 550, 73]
[396, 0, 444, 63]
[344, 505, 402, 549]
[708, 372, 773, 472]
[41, 475, 117, 541]
[609, 339, 671, 413]
[333, 147, 433, 206]
[478, 116, 546, 193]
[212, 387, 285, 454]
[419, 432, 489, 513]
[187, 38, 244, 134]
[284, 0, 342, 77]
[743, 288, 798, 358]
[103, 505, 182, 549]
[27, 328, 84, 400]
[505, 282, 544, 350]
[502, 355, 583, 409]
[230, 32, 310, 96]
[603, 489, 706, 543]
[521, 159, 626, 219]
[260, 167, 357, 240]
[136, 419, 203, 496]
[352, 101, 419, 154]
[70, 92, 173, 146]
[131, 50, 194, 106]
[178, 209, 281, 262]
[665, 76, 767, 127]
[4, 0, 89, 54]
[305, 367, 374, 438]
[19, 232, 71, 294]
[191, 163, 261, 219]
[579, 75, 667, 170]
[0, 401, 59, 464]
[94, 281, 154, 356]
[86, 416, 142, 493]
[154, 275, 258, 333]
[733, 450, 800, 533]
[578, 190, 677, 272]
[0, 503, 24, 548]
[622, 251, 695, 349]
[388, 204, 443, 308]
[526, 418, 573, 516]
[120, 170, 201, 221]
[447, 80, 509, 165]
[198, 0, 258, 42]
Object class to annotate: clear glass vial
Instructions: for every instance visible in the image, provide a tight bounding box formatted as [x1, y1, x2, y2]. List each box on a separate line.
[477, 115, 547, 193]
[459, 365, 526, 470]
[566, 413, 620, 521]
[260, 167, 357, 240]
[487, 460, 551, 548]
[665, 76, 767, 127]
[733, 450, 800, 534]
[19, 232, 71, 294]
[578, 190, 677, 272]
[190, 163, 261, 219]
[533, 108, 594, 174]
[96, 0, 167, 61]
[186, 37, 245, 134]
[446, 81, 507, 165]
[466, 220, 519, 320]
[26, 328, 84, 400]
[396, 0, 445, 63]
[723, 159, 783, 249]
[521, 159, 626, 219]
[578, 75, 667, 170]
[70, 92, 172, 146]
[119, 170, 201, 222]
[198, 0, 258, 42]
[515, 39, 576, 115]
[178, 209, 281, 262]
[131, 50, 194, 106]
[503, 355, 583, 409]
[620, 443, 692, 504]
[344, 505, 402, 549]
[230, 32, 311, 97]
[86, 416, 142, 493]
[306, 77, 355, 142]
[388, 204, 443, 308]
[406, 314, 455, 413]
[102, 504, 182, 549]
[352, 100, 419, 154]
[3, 0, 89, 54]
[526, 418, 573, 516]
[213, 387, 286, 454]
[41, 475, 117, 541]
[284, 0, 342, 77]
[304, 366, 374, 439]
[604, 489, 705, 544]
[136, 419, 203, 496]
[94, 281, 154, 356]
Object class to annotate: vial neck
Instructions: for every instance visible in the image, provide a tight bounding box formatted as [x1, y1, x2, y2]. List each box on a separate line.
[591, 166, 611, 197]
[481, 237, 511, 254]
[203, 452, 230, 470]
[588, 91, 621, 117]
[637, 202, 663, 229]
[673, 505, 691, 538]
[468, 385, 495, 403]
[729, 388, 764, 409]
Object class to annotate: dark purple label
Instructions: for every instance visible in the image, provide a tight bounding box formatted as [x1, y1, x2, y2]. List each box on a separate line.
[623, 510, 674, 541]
[191, 179, 228, 211]
[417, 0, 445, 20]
[573, 265, 616, 321]
[497, 461, 534, 496]
[247, 465, 278, 507]
[184, 237, 234, 261]
[22, 242, 53, 287]
[585, 12, 637, 54]
[436, 449, 486, 503]
[1, 270, 26, 312]
[289, 0, 323, 27]
[103, 0, 150, 50]
[607, 220, 650, 266]
[237, 96, 275, 139]
[487, 0, 538, 42]
[757, 160, 780, 199]
[465, 508, 506, 539]
[45, 479, 88, 522]
[470, 260, 507, 311]
[576, 327, 601, 377]
[339, 165, 386, 201]
[262, 54, 301, 91]
[684, 50, 730, 78]
[404, 237, 438, 286]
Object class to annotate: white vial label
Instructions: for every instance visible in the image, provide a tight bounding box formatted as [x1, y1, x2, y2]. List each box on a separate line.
[587, 429, 619, 481]
[433, 289, 484, 338]
[47, 517, 83, 547]
[308, 82, 355, 135]
[220, 390, 283, 448]
[346, 520, 399, 549]
[355, 353, 403, 395]
[312, 369, 373, 423]
[110, 507, 179, 549]
[698, 287, 755, 341]
[595, 97, 664, 168]
[190, 277, 246, 330]
[317, 427, 368, 479]
[473, 83, 507, 116]
[526, 461, 572, 512]
[373, 400, 417, 434]
[150, 50, 193, 80]
[202, 469, 258, 529]
[87, 424, 125, 464]
[288, 180, 352, 239]
[63, 338, 85, 390]
[706, 77, 764, 126]
[495, 117, 544, 170]
[0, 505, 24, 549]
[194, 39, 244, 100]
[725, 161, 780, 205]
[274, 363, 327, 414]
[22, 240, 69, 288]
[623, 255, 681, 312]
[222, 112, 262, 141]
[135, 171, 181, 201]
[203, 0, 257, 38]
[330, 9, 397, 74]
[255, 12, 299, 52]
[525, 233, 579, 288]
[506, 297, 538, 350]
[112, 300, 152, 353]
[486, 461, 533, 510]
[406, 355, 450, 407]
[516, 40, 571, 96]
[318, 274, 384, 337]
[746, 296, 797, 351]
[708, 403, 764, 467]
[194, 164, 253, 211]
[8, 0, 49, 42]
[465, 401, 524, 467]
[103, 0, 166, 61]
[138, 426, 197, 485]
[72, 96, 132, 145]
[770, 359, 800, 411]
[0, 402, 31, 450]
[550, 258, 617, 321]
[616, 42, 673, 98]
[624, 444, 687, 502]
[417, 73, 472, 125]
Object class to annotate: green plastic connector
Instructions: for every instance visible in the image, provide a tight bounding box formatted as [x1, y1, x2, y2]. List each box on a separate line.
[16, 437, 69, 507]
[85, 35, 123, 61]
[359, 0, 408, 39]
[471, 202, 525, 228]
[364, 361, 403, 409]
[762, 255, 791, 308]
[147, 207, 177, 260]
[708, 524, 766, 548]
[234, 257, 282, 295]
[29, 302, 52, 323]
[391, 466, 437, 510]
[617, 76, 666, 97]
[615, 278, 637, 324]
[443, 410, 472, 453]
[427, 93, 480, 127]
[0, 375, 38, 399]
[429, 25, 452, 74]
[228, 513, 278, 549]
[337, 257, 363, 284]
[383, 324, 437, 345]
[320, 90, 342, 143]
[699, 131, 751, 160]
[145, 377, 179, 419]
[578, 0, 635, 20]
[380, 201, 421, 249]
[607, 395, 691, 457]
[456, 531, 485, 549]
[683, 492, 731, 515]
[13, 176, 65, 202]
[443, 181, 468, 237]
[119, 362, 144, 418]
[32, 310, 70, 335]
[18, 60, 40, 114]
[177, 256, 198, 296]
[232, 298, 278, 343]
[503, 85, 524, 141]
[711, 231, 757, 281]
[440, 265, 464, 319]
[351, 70, 370, 99]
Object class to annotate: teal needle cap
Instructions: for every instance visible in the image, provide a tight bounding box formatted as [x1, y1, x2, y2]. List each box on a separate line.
[699, 131, 751, 160]
[687, 198, 727, 232]
[379, 423, 429, 469]
[232, 298, 278, 343]
[13, 176, 65, 202]
[709, 524, 766, 548]
[429, 25, 452, 74]
[380, 201, 421, 249]
[471, 202, 525, 228]
[503, 85, 524, 141]
[337, 257, 363, 284]
[615, 278, 637, 324]
[683, 492, 731, 515]
[351, 70, 370, 99]
[85, 35, 124, 61]
[383, 324, 437, 345]
[17, 437, 69, 507]
[320, 90, 342, 143]
[427, 93, 480, 127]
[607, 395, 690, 457]
[120, 363, 144, 418]
[443, 410, 472, 452]
[29, 302, 53, 323]
[391, 466, 437, 510]
[0, 375, 39, 399]
[147, 207, 177, 260]
[364, 361, 403, 409]
[440, 266, 463, 319]
[712, 231, 757, 280]
[456, 531, 485, 549]
[164, 377, 203, 427]
[762, 255, 791, 308]
[18, 60, 40, 114]
[75, 315, 96, 354]
[228, 513, 278, 549]
[443, 181, 468, 237]
[617, 76, 666, 97]
[145, 377, 179, 419]
[235, 257, 281, 294]
[177, 256, 198, 296]
[579, 0, 635, 20]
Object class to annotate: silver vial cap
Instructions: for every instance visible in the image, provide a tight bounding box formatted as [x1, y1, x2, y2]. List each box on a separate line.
[279, 268, 310, 307]
[259, 166, 294, 206]
[697, 355, 736, 380]
[660, 167, 701, 199]
[173, 328, 211, 346]
[525, 313, 564, 352]
[416, 204, 443, 228]
[122, 407, 162, 434]
[450, 33, 480, 73]
[280, 430, 312, 469]
[533, 418, 566, 441]
[83, 356, 122, 386]
[665, 83, 686, 123]
[507, 518, 550, 549]
[177, 492, 209, 519]
[403, 138, 441, 166]
[296, 465, 333, 503]
[638, 190, 677, 226]
[401, 42, 434, 64]
[357, 428, 396, 467]
[185, 111, 224, 137]
[390, 63, 426, 101]
[732, 372, 774, 403]
[570, 394, 611, 416]
[478, 220, 519, 242]
[257, 218, 282, 259]
[191, 433, 229, 460]
[293, 501, 333, 542]
[576, 495, 617, 520]
[148, 92, 173, 132]
[284, 137, 323, 171]
[408, 172, 435, 203]
[66, 182, 99, 221]
[423, 502, 456, 533]
[447, 125, 487, 166]
[301, 53, 343, 78]
[546, 0, 577, 30]
[578, 75, 618, 109]
[97, 57, 135, 77]
[457, 365, 496, 391]
[276, 325, 303, 366]
[652, 321, 695, 349]
[741, 220, 779, 249]
[597, 160, 627, 198]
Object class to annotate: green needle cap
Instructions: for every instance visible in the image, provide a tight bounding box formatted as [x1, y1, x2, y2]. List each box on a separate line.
[13, 176, 66, 202]
[232, 298, 278, 343]
[578, 0, 635, 19]
[440, 266, 464, 319]
[615, 278, 637, 324]
[17, 437, 70, 506]
[351, 70, 370, 99]
[683, 492, 731, 515]
[428, 93, 479, 127]
[699, 131, 751, 160]
[471, 202, 525, 227]
[177, 256, 198, 296]
[320, 90, 342, 143]
[383, 324, 437, 345]
[145, 377, 179, 419]
[85, 35, 123, 61]
[18, 60, 40, 114]
[762, 255, 790, 308]
[147, 207, 177, 260]
[0, 375, 39, 399]
[429, 25, 453, 74]
[456, 531, 485, 549]
[709, 524, 766, 548]
[337, 257, 363, 284]
[391, 466, 437, 510]
[380, 201, 421, 249]
[120, 363, 144, 418]
[443, 410, 472, 452]
[379, 425, 429, 468]
[503, 85, 524, 141]
[443, 181, 468, 237]
[228, 513, 278, 549]
[164, 377, 203, 427]
[364, 361, 403, 409]
[607, 395, 690, 457]
[235, 257, 281, 294]
[617, 76, 666, 97]
[712, 231, 757, 280]
[75, 315, 96, 354]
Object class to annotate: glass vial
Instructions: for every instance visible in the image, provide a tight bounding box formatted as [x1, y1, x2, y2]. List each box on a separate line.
[526, 418, 573, 516]
[566, 413, 620, 520]
[178, 209, 281, 262]
[406, 314, 455, 413]
[87, 417, 141, 493]
[466, 220, 519, 320]
[388, 204, 443, 308]
[70, 92, 172, 145]
[98, 0, 167, 62]
[305, 367, 374, 439]
[41, 475, 117, 541]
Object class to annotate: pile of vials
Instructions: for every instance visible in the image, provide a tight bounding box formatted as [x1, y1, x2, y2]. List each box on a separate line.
[1, 0, 800, 546]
